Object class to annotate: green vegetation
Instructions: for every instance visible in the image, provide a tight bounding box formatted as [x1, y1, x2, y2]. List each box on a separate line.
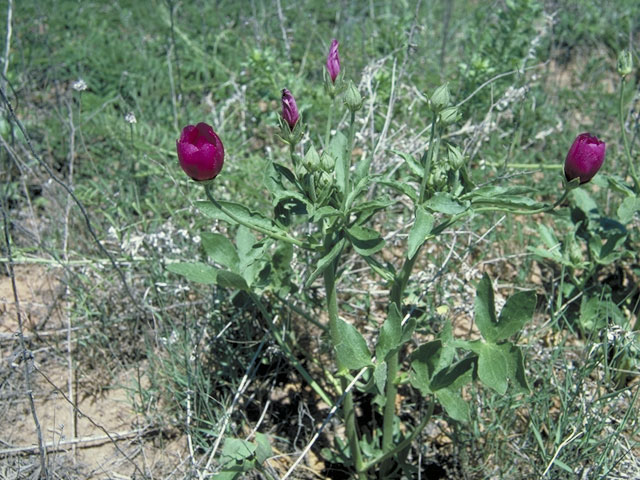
[1, 0, 639, 478]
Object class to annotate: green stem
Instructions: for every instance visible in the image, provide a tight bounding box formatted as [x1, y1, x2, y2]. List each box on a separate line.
[325, 100, 334, 149]
[381, 115, 439, 475]
[619, 77, 639, 191]
[418, 115, 438, 204]
[365, 398, 434, 471]
[248, 292, 334, 409]
[203, 184, 312, 249]
[322, 238, 366, 478]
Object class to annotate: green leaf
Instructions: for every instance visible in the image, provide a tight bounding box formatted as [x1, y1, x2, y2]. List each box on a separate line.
[221, 438, 257, 462]
[310, 205, 341, 222]
[429, 355, 474, 391]
[537, 224, 560, 250]
[254, 433, 272, 464]
[216, 270, 250, 291]
[409, 340, 443, 395]
[508, 344, 530, 393]
[236, 227, 257, 258]
[377, 179, 418, 203]
[197, 200, 278, 233]
[373, 361, 387, 395]
[569, 188, 599, 216]
[477, 342, 510, 394]
[376, 304, 403, 361]
[201, 233, 240, 272]
[304, 238, 346, 288]
[424, 192, 469, 214]
[391, 149, 423, 178]
[362, 255, 395, 282]
[467, 186, 544, 211]
[617, 195, 639, 223]
[354, 154, 372, 183]
[494, 290, 536, 342]
[474, 273, 498, 342]
[605, 174, 635, 196]
[401, 317, 416, 344]
[335, 317, 372, 370]
[435, 387, 470, 422]
[347, 225, 385, 256]
[212, 471, 241, 480]
[350, 199, 394, 218]
[345, 174, 372, 210]
[407, 206, 434, 259]
[329, 132, 349, 195]
[167, 262, 217, 284]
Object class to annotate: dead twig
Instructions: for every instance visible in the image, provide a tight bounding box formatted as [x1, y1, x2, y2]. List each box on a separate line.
[0, 429, 153, 456]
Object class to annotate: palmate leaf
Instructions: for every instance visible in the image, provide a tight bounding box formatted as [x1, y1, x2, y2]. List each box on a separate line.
[167, 262, 217, 284]
[201, 232, 240, 272]
[304, 238, 346, 288]
[167, 262, 249, 291]
[376, 304, 403, 361]
[346, 225, 385, 256]
[407, 206, 434, 258]
[474, 273, 535, 343]
[329, 132, 349, 195]
[197, 200, 278, 233]
[424, 192, 469, 214]
[335, 317, 372, 371]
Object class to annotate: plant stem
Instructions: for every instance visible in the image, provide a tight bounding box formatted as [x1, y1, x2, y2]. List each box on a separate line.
[365, 398, 434, 471]
[381, 115, 439, 475]
[325, 99, 334, 149]
[418, 115, 437, 204]
[203, 184, 312, 249]
[618, 77, 639, 191]
[248, 292, 335, 409]
[322, 236, 366, 478]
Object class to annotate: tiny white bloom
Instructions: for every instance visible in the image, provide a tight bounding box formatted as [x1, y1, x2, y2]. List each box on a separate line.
[125, 112, 137, 124]
[72, 79, 87, 92]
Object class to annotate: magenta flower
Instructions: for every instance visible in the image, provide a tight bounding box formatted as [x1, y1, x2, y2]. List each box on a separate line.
[564, 133, 606, 184]
[176, 123, 224, 182]
[281, 89, 299, 130]
[326, 39, 340, 83]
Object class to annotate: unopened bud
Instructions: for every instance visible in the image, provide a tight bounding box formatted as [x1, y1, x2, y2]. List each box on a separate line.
[617, 49, 633, 77]
[440, 106, 459, 124]
[344, 80, 363, 112]
[321, 151, 335, 172]
[303, 145, 321, 172]
[448, 145, 465, 170]
[431, 83, 451, 111]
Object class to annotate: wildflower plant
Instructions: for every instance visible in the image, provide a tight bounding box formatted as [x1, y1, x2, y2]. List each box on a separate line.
[168, 39, 614, 479]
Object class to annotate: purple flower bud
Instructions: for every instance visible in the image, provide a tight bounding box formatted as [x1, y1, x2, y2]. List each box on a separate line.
[326, 39, 340, 83]
[281, 88, 299, 130]
[176, 123, 224, 182]
[564, 133, 606, 184]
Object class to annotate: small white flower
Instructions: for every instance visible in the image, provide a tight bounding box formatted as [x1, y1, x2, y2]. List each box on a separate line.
[125, 112, 137, 124]
[72, 79, 87, 92]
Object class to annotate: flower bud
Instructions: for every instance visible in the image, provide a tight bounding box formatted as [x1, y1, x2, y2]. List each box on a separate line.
[447, 145, 465, 170]
[326, 39, 341, 84]
[318, 171, 333, 189]
[439, 106, 459, 124]
[176, 122, 224, 182]
[430, 83, 451, 111]
[281, 88, 300, 130]
[617, 49, 633, 77]
[320, 151, 335, 172]
[303, 145, 321, 172]
[564, 133, 605, 185]
[344, 80, 363, 112]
